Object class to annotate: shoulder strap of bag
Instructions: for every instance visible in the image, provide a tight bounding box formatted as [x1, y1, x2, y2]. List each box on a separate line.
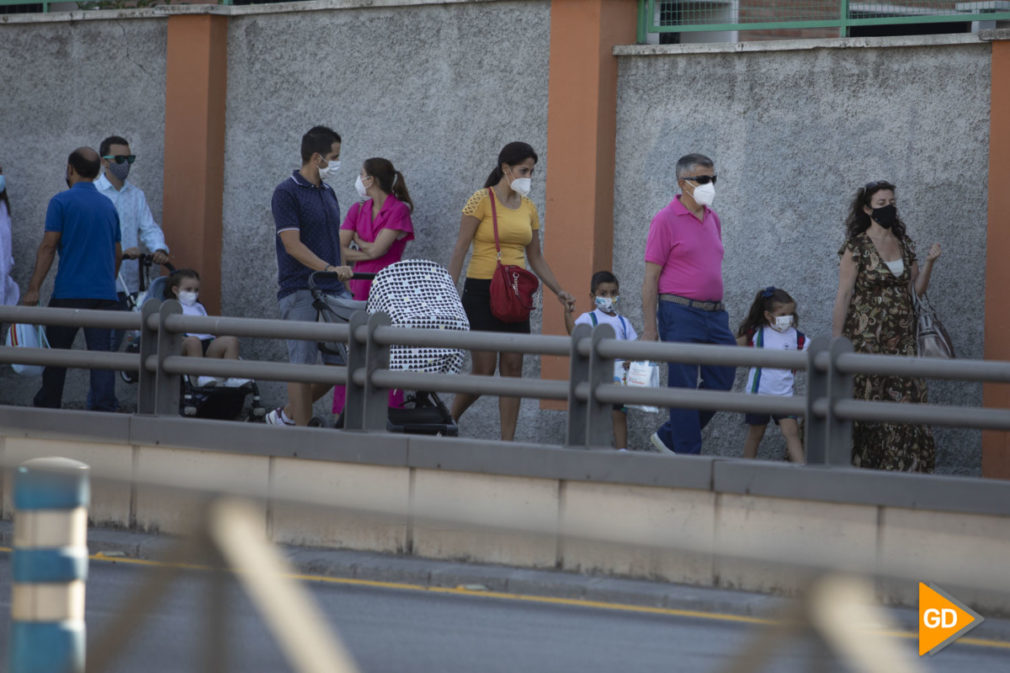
[487, 187, 502, 261]
[589, 312, 598, 327]
[796, 331, 805, 351]
[618, 315, 628, 340]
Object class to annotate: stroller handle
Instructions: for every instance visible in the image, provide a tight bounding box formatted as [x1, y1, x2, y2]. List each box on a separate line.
[308, 270, 375, 291]
[139, 253, 177, 274]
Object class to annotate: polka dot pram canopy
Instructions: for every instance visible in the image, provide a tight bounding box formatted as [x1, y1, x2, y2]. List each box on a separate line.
[366, 259, 469, 375]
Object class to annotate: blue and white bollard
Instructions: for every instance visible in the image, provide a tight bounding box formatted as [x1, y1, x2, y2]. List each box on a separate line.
[10, 457, 90, 673]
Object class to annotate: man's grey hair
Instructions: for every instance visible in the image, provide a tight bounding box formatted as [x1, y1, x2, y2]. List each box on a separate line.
[675, 153, 714, 179]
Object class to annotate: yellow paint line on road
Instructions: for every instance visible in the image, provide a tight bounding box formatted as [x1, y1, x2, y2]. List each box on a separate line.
[1, 545, 1008, 651]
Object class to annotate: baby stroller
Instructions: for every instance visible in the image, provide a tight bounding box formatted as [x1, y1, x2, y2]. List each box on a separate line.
[309, 259, 469, 435]
[124, 255, 266, 421]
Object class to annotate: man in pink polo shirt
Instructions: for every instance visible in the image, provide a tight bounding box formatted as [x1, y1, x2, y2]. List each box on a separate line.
[642, 153, 736, 454]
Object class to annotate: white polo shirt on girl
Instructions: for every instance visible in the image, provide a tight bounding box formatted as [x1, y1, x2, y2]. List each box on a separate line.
[745, 326, 808, 397]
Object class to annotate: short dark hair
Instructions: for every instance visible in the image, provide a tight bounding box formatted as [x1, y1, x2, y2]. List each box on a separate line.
[300, 126, 341, 164]
[590, 270, 619, 293]
[675, 153, 714, 179]
[99, 135, 129, 157]
[68, 148, 101, 179]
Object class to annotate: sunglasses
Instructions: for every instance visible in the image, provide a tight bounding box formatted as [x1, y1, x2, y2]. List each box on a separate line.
[103, 154, 136, 165]
[683, 174, 717, 185]
[864, 180, 894, 192]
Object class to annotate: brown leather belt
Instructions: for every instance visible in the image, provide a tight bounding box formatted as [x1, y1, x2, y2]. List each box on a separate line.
[659, 294, 725, 312]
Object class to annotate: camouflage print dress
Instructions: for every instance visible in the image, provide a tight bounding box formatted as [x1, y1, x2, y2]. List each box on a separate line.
[839, 233, 935, 472]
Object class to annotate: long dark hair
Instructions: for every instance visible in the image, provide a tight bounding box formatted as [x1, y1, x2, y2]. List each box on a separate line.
[483, 142, 538, 188]
[165, 268, 200, 299]
[844, 180, 906, 240]
[737, 286, 798, 337]
[363, 157, 414, 212]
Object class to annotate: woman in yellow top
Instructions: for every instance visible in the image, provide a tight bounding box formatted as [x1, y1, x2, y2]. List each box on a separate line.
[448, 142, 575, 441]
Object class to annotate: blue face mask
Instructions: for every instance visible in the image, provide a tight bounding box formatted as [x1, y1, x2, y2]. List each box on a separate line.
[594, 295, 617, 313]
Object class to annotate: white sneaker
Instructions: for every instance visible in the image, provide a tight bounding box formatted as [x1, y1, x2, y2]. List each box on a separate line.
[649, 432, 677, 455]
[223, 377, 252, 388]
[196, 376, 218, 388]
[265, 407, 295, 426]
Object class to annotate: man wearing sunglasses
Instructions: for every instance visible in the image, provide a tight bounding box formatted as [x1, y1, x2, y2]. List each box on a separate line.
[642, 153, 736, 455]
[95, 135, 170, 353]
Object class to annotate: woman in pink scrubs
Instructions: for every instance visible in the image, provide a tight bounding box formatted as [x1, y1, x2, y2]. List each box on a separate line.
[333, 158, 414, 417]
[339, 157, 414, 300]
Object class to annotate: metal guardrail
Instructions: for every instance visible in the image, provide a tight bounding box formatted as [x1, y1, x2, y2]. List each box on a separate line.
[1, 301, 1009, 465]
[636, 0, 1010, 43]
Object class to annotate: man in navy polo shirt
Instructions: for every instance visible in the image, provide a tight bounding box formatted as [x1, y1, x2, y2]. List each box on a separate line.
[642, 153, 736, 455]
[22, 147, 123, 411]
[267, 126, 352, 427]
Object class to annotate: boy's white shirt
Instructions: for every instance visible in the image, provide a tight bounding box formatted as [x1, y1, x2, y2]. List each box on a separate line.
[574, 309, 638, 382]
[573, 308, 638, 341]
[745, 325, 808, 397]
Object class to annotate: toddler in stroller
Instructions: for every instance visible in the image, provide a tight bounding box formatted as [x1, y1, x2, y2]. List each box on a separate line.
[163, 269, 265, 420]
[310, 259, 469, 435]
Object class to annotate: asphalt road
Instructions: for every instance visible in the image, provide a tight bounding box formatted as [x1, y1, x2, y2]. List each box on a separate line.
[1, 555, 1008, 673]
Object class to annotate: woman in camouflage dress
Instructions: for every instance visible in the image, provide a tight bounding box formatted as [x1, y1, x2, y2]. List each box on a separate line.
[831, 181, 942, 472]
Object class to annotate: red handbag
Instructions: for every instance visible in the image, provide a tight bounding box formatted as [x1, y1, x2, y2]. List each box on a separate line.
[487, 187, 539, 323]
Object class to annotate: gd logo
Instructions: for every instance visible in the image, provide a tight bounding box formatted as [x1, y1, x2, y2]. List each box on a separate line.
[918, 583, 984, 656]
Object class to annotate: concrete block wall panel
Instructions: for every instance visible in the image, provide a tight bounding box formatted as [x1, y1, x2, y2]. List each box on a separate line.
[876, 506, 1010, 615]
[411, 469, 560, 567]
[713, 494, 879, 595]
[269, 458, 410, 553]
[0, 16, 168, 412]
[133, 446, 270, 535]
[0, 438, 133, 527]
[219, 1, 555, 434]
[559, 481, 715, 586]
[613, 38, 990, 473]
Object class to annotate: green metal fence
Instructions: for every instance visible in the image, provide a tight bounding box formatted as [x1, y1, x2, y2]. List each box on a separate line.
[637, 0, 1010, 43]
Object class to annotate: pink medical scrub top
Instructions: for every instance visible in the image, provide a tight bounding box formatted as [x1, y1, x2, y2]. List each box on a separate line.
[340, 195, 414, 300]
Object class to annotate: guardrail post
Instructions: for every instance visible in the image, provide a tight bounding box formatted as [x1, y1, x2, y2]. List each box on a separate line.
[586, 324, 616, 447]
[137, 298, 162, 415]
[804, 336, 830, 464]
[565, 323, 593, 447]
[363, 312, 391, 432]
[11, 457, 90, 673]
[825, 337, 854, 467]
[343, 311, 368, 431]
[155, 300, 182, 417]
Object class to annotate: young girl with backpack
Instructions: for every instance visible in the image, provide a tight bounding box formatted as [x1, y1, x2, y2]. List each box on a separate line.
[736, 287, 807, 463]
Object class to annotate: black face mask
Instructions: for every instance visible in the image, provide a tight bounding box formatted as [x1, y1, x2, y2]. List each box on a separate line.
[870, 204, 897, 229]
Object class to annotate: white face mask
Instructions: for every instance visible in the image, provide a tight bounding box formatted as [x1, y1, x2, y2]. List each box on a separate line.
[177, 290, 198, 307]
[355, 174, 368, 199]
[691, 181, 715, 207]
[771, 314, 794, 333]
[317, 157, 340, 180]
[594, 296, 617, 313]
[510, 176, 532, 197]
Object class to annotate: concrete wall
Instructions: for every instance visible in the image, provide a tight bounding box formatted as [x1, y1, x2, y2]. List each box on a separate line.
[0, 13, 167, 409]
[612, 36, 990, 474]
[218, 0, 554, 428]
[2, 411, 1009, 612]
[0, 7, 994, 474]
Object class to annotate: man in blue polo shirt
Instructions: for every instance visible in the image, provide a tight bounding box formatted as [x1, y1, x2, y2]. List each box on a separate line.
[642, 153, 736, 455]
[22, 147, 122, 411]
[266, 126, 352, 427]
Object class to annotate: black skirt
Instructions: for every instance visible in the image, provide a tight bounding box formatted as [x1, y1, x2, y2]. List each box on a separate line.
[462, 278, 531, 334]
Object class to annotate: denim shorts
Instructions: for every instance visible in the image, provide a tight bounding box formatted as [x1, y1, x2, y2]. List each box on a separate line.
[278, 288, 349, 365]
